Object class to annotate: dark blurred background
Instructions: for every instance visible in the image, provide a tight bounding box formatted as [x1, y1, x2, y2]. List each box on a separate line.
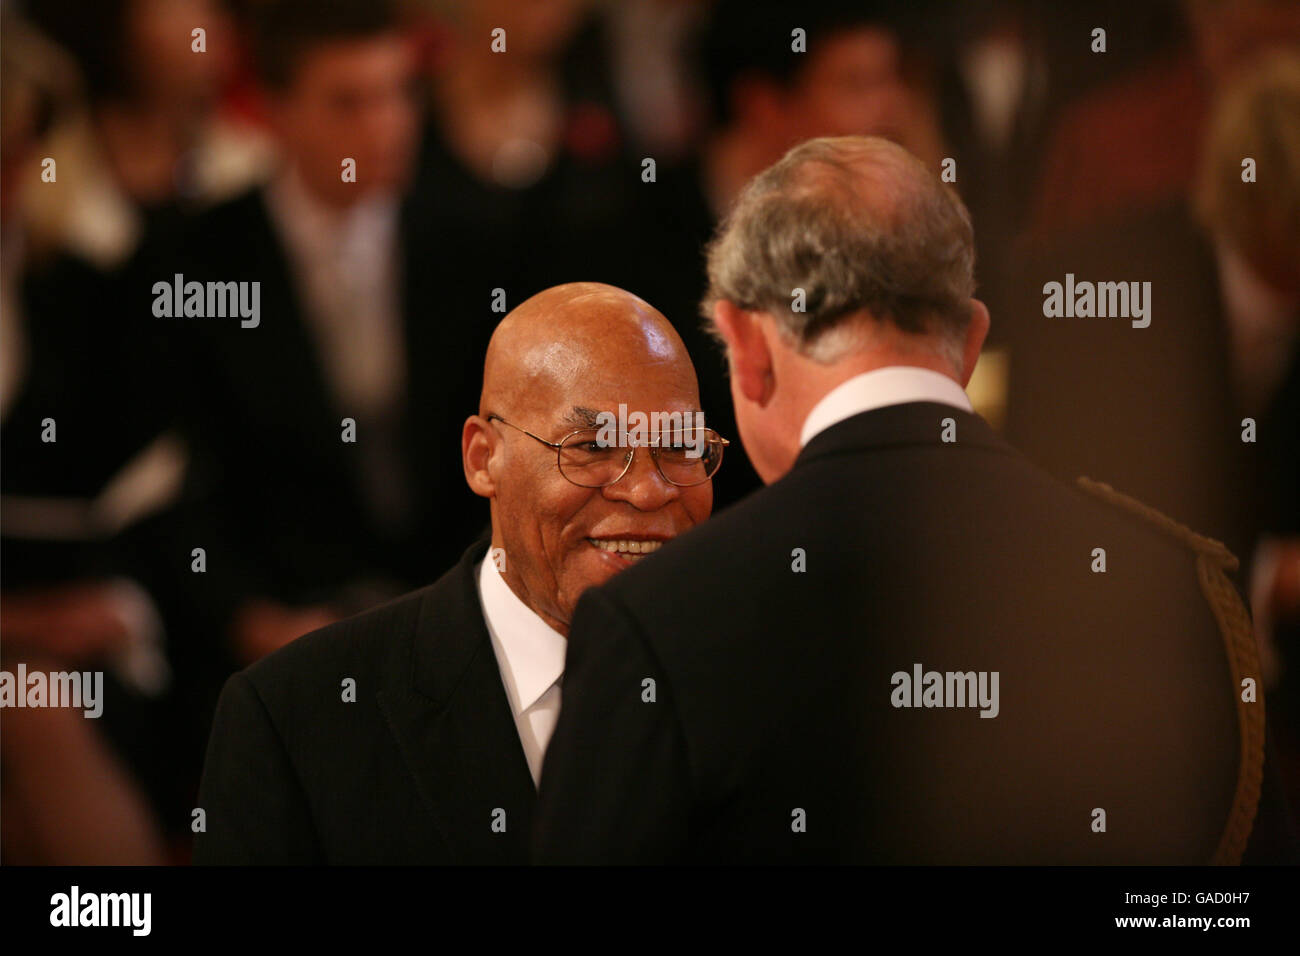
[1, 0, 1297, 863]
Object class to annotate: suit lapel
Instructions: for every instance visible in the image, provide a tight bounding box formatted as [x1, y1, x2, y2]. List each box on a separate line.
[376, 540, 537, 863]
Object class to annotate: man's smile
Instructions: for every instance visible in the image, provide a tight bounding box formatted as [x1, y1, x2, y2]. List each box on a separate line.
[585, 534, 672, 565]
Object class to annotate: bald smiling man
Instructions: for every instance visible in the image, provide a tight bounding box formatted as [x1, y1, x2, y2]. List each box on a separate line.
[194, 283, 720, 864]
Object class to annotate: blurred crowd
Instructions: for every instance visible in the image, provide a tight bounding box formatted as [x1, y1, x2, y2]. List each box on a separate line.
[1, 0, 1297, 863]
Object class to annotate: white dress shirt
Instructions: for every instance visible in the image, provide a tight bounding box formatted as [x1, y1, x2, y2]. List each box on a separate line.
[800, 366, 974, 448]
[264, 169, 406, 421]
[264, 169, 415, 528]
[476, 557, 567, 788]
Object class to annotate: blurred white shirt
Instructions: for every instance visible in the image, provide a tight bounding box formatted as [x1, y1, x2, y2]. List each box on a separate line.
[264, 168, 405, 421]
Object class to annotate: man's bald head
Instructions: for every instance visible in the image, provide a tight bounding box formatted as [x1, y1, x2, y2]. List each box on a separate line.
[463, 282, 714, 636]
[481, 282, 693, 420]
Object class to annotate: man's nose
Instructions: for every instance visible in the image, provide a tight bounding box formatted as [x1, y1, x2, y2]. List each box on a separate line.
[603, 446, 680, 510]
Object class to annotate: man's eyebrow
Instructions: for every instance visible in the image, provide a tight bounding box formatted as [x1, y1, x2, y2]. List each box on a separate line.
[562, 406, 603, 428]
[557, 406, 713, 434]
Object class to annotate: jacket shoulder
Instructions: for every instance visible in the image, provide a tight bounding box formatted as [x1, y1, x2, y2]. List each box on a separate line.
[242, 583, 434, 697]
[1074, 477, 1239, 570]
[1076, 476, 1264, 865]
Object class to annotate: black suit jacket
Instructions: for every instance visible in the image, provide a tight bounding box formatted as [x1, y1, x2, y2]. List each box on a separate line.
[137, 186, 490, 610]
[194, 539, 536, 864]
[2, 253, 161, 587]
[534, 402, 1296, 864]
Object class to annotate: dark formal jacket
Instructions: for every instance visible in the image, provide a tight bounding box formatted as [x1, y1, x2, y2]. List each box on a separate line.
[2, 253, 165, 587]
[194, 539, 537, 864]
[136, 186, 490, 612]
[534, 402, 1296, 864]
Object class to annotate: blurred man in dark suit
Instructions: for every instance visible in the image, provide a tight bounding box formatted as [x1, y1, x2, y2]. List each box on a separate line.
[195, 283, 719, 863]
[534, 136, 1296, 864]
[141, 0, 490, 663]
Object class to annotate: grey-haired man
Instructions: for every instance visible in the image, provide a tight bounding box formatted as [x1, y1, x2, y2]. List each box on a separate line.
[534, 136, 1296, 864]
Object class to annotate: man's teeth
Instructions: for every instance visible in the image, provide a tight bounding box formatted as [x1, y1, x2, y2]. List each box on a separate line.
[590, 539, 665, 555]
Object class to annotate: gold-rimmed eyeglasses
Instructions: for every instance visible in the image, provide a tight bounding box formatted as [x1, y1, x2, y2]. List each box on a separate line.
[487, 413, 728, 488]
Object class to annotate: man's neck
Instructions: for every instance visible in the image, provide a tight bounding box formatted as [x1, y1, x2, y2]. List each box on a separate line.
[488, 534, 570, 638]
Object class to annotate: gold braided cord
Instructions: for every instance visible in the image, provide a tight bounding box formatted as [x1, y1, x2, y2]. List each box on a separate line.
[1076, 477, 1239, 571]
[1198, 553, 1266, 864]
[1075, 478, 1265, 865]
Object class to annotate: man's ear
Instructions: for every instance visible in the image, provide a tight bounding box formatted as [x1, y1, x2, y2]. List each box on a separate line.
[712, 300, 774, 405]
[462, 415, 498, 498]
[959, 298, 991, 388]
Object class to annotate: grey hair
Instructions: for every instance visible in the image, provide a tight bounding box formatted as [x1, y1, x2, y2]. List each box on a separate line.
[701, 136, 977, 364]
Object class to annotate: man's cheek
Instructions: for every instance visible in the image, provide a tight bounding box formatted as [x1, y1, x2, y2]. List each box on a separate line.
[692, 486, 713, 523]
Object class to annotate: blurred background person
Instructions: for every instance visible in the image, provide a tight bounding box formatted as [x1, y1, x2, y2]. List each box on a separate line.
[918, 0, 1185, 335]
[414, 0, 636, 282]
[605, 0, 710, 164]
[3, 0, 279, 863]
[21, 0, 272, 272]
[1004, 51, 1300, 813]
[1, 6, 170, 865]
[1028, 0, 1300, 239]
[1193, 53, 1300, 801]
[138, 0, 490, 665]
[404, 0, 647, 383]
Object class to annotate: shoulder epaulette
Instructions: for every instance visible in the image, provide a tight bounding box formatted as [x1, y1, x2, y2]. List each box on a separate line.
[1075, 476, 1238, 571]
[1075, 475, 1263, 865]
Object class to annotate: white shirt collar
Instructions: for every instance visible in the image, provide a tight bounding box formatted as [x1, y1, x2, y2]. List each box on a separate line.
[264, 166, 399, 260]
[799, 366, 973, 448]
[476, 557, 566, 715]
